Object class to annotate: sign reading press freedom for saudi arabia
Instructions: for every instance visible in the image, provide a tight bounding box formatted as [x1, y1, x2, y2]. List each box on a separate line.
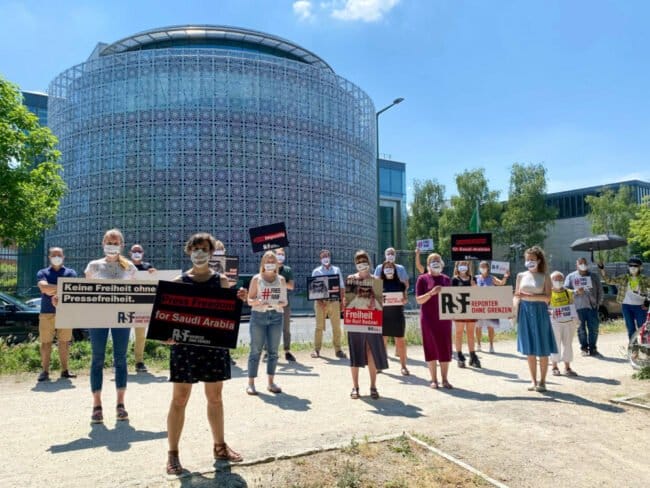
[438, 286, 514, 320]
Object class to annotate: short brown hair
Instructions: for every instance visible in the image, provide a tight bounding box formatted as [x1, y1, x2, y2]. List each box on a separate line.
[354, 250, 370, 265]
[184, 233, 217, 255]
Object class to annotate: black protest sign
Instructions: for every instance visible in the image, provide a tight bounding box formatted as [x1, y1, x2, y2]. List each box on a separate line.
[249, 222, 289, 252]
[146, 280, 242, 348]
[451, 233, 493, 261]
[209, 255, 239, 285]
[307, 275, 341, 300]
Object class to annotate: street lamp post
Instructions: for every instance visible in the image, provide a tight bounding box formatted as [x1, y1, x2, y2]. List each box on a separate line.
[375, 97, 404, 257]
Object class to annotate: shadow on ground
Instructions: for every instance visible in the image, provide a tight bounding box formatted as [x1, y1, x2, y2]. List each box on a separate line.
[31, 378, 77, 392]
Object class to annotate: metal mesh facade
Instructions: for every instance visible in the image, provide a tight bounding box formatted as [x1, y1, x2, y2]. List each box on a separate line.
[47, 34, 376, 290]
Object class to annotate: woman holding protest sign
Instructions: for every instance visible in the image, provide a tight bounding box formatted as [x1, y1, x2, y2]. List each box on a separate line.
[415, 253, 453, 389]
[475, 261, 510, 353]
[452, 260, 480, 369]
[165, 233, 246, 475]
[84, 228, 138, 424]
[515, 246, 557, 392]
[246, 251, 288, 395]
[380, 260, 409, 375]
[346, 250, 388, 399]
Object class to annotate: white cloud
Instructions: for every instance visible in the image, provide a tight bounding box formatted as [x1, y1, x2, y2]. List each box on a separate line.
[330, 0, 400, 22]
[293, 0, 314, 21]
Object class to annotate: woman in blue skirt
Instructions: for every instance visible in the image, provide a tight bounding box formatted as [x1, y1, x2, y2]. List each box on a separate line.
[515, 246, 557, 392]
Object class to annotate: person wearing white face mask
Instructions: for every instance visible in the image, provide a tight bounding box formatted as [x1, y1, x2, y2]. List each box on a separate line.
[246, 251, 288, 395]
[514, 246, 557, 393]
[475, 261, 510, 353]
[598, 256, 650, 340]
[548, 271, 578, 377]
[452, 261, 480, 369]
[374, 247, 409, 288]
[311, 249, 347, 359]
[85, 229, 138, 424]
[380, 261, 409, 375]
[35, 247, 78, 382]
[129, 244, 157, 373]
[564, 257, 603, 357]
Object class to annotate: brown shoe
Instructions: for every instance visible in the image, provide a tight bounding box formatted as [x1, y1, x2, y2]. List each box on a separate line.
[167, 450, 183, 475]
[214, 443, 243, 463]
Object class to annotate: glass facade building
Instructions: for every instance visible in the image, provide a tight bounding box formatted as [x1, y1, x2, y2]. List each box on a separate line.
[378, 158, 406, 252]
[47, 25, 377, 287]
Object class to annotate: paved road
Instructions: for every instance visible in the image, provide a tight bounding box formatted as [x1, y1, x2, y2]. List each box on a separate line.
[0, 332, 647, 488]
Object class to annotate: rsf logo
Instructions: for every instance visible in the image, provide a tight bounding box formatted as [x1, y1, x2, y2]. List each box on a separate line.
[172, 329, 191, 342]
[117, 312, 136, 324]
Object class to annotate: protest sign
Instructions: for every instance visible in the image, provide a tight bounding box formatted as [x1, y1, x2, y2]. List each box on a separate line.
[550, 304, 578, 323]
[416, 238, 434, 251]
[439, 286, 513, 320]
[146, 280, 242, 348]
[135, 269, 181, 281]
[569, 275, 593, 290]
[383, 292, 405, 307]
[249, 222, 289, 252]
[307, 275, 341, 301]
[490, 261, 510, 275]
[55, 278, 157, 329]
[209, 255, 239, 285]
[344, 277, 383, 334]
[451, 233, 493, 261]
[258, 278, 287, 306]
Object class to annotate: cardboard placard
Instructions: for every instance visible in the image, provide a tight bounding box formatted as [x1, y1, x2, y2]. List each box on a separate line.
[383, 291, 405, 307]
[135, 269, 181, 281]
[439, 286, 513, 320]
[209, 255, 239, 285]
[451, 233, 493, 261]
[307, 275, 341, 301]
[416, 238, 434, 251]
[249, 222, 289, 252]
[550, 304, 578, 323]
[257, 278, 287, 306]
[344, 277, 383, 334]
[569, 275, 592, 290]
[55, 278, 157, 328]
[490, 261, 510, 275]
[146, 280, 242, 348]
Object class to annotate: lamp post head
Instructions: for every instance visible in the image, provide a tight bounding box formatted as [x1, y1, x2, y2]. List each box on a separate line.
[393, 97, 405, 104]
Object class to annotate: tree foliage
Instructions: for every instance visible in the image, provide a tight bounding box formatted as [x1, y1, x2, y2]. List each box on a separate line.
[437, 168, 501, 256]
[0, 76, 66, 247]
[406, 179, 446, 250]
[629, 196, 650, 260]
[499, 163, 556, 257]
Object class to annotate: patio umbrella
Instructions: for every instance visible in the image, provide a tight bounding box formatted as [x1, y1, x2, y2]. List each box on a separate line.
[570, 234, 628, 262]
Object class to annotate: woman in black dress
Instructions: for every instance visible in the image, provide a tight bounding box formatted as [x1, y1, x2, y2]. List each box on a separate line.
[380, 261, 409, 375]
[165, 233, 246, 475]
[452, 260, 481, 369]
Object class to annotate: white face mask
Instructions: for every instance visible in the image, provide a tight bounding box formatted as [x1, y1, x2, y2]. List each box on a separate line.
[525, 260, 538, 270]
[131, 252, 143, 261]
[552, 280, 564, 290]
[458, 265, 468, 273]
[430, 262, 442, 273]
[191, 250, 210, 266]
[356, 262, 370, 272]
[50, 256, 63, 267]
[629, 266, 640, 275]
[577, 263, 588, 272]
[321, 257, 330, 266]
[104, 244, 121, 257]
[276, 254, 285, 264]
[479, 267, 488, 275]
[384, 268, 395, 278]
[385, 254, 395, 263]
[213, 250, 225, 256]
[264, 263, 277, 272]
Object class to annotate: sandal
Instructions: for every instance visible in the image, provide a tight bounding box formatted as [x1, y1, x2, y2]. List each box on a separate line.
[527, 383, 537, 391]
[166, 450, 183, 476]
[400, 367, 410, 376]
[552, 367, 561, 376]
[116, 403, 129, 421]
[535, 383, 547, 392]
[91, 406, 103, 424]
[246, 385, 258, 396]
[430, 380, 439, 389]
[350, 387, 360, 399]
[370, 387, 379, 399]
[214, 443, 243, 463]
[267, 383, 282, 394]
[310, 350, 320, 358]
[565, 368, 578, 377]
[442, 380, 453, 389]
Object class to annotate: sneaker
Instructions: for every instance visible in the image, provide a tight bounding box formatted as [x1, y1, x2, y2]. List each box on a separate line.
[489, 344, 495, 354]
[60, 370, 77, 379]
[310, 350, 320, 358]
[456, 351, 466, 368]
[135, 362, 148, 373]
[335, 350, 347, 359]
[580, 348, 589, 357]
[589, 349, 603, 358]
[285, 351, 296, 362]
[469, 352, 481, 368]
[37, 371, 50, 382]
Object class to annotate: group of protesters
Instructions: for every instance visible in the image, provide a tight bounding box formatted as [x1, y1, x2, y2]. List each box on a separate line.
[34, 229, 649, 475]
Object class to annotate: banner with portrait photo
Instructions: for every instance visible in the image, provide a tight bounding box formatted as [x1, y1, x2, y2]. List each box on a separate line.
[209, 255, 239, 286]
[344, 277, 383, 334]
[307, 275, 341, 301]
[55, 278, 158, 329]
[439, 286, 514, 320]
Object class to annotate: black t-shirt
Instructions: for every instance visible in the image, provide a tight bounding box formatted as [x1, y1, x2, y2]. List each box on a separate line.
[452, 276, 472, 287]
[134, 262, 153, 271]
[383, 278, 406, 293]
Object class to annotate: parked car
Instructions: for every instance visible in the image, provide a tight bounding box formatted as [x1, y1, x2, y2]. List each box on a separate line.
[0, 292, 39, 344]
[599, 283, 622, 322]
[25, 297, 41, 309]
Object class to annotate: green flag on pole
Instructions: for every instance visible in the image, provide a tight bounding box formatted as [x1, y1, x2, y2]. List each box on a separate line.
[469, 201, 480, 232]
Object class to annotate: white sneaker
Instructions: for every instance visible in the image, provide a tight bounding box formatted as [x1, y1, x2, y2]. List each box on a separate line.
[489, 344, 495, 353]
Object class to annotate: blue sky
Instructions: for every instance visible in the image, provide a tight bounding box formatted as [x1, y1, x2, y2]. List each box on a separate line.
[1, 0, 648, 201]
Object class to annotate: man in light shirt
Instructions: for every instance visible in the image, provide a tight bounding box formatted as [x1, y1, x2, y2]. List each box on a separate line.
[311, 249, 346, 359]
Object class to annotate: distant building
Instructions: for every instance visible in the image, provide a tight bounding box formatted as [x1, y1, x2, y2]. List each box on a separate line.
[378, 158, 406, 253]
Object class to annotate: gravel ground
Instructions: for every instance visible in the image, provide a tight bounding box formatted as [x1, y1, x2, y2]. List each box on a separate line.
[0, 332, 647, 488]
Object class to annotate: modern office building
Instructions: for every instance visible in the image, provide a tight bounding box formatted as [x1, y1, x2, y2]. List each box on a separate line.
[543, 179, 650, 270]
[47, 25, 377, 288]
[378, 158, 406, 253]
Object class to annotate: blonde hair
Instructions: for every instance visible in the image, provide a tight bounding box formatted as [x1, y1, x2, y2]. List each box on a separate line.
[426, 253, 445, 267]
[103, 228, 129, 270]
[550, 271, 564, 280]
[453, 260, 473, 278]
[259, 250, 279, 275]
[214, 240, 225, 252]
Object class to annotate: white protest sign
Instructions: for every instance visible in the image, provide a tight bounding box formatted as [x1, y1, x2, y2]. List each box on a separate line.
[439, 286, 514, 320]
[55, 278, 158, 329]
[135, 269, 181, 282]
[383, 292, 404, 307]
[417, 239, 434, 251]
[550, 304, 578, 323]
[258, 279, 287, 306]
[490, 261, 510, 275]
[570, 275, 592, 290]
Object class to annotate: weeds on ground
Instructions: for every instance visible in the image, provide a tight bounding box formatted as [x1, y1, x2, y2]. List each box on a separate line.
[632, 366, 650, 380]
[388, 435, 414, 459]
[335, 460, 365, 488]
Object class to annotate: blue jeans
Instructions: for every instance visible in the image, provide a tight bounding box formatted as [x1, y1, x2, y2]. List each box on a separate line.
[576, 307, 599, 352]
[248, 310, 283, 378]
[622, 304, 647, 339]
[89, 328, 131, 392]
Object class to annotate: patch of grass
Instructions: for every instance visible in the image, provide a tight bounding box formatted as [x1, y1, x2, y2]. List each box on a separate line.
[335, 460, 365, 488]
[410, 432, 438, 447]
[341, 435, 360, 455]
[632, 366, 650, 380]
[388, 435, 414, 459]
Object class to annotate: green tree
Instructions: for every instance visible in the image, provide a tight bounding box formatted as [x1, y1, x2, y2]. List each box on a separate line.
[499, 163, 556, 258]
[0, 76, 66, 247]
[584, 186, 637, 261]
[629, 196, 650, 259]
[406, 178, 446, 250]
[437, 168, 501, 256]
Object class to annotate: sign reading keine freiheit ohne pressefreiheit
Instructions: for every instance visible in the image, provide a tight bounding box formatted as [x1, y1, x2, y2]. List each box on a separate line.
[438, 286, 514, 320]
[55, 278, 158, 329]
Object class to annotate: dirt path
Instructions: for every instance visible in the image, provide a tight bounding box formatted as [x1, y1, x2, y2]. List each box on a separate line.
[0, 332, 647, 487]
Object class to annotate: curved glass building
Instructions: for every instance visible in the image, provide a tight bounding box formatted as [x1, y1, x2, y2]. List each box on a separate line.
[47, 25, 376, 286]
